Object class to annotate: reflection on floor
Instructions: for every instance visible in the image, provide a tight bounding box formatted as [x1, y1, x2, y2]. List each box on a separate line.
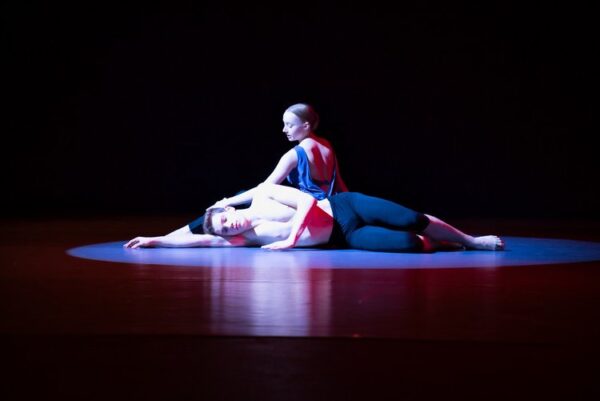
[2, 216, 600, 400]
[69, 236, 600, 269]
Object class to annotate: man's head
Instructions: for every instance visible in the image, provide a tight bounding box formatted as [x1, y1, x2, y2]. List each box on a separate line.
[203, 207, 251, 236]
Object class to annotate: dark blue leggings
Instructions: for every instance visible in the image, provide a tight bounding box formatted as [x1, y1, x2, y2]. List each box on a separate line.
[329, 192, 430, 252]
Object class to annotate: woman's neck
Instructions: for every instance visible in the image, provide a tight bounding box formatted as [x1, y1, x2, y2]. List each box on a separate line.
[298, 132, 316, 143]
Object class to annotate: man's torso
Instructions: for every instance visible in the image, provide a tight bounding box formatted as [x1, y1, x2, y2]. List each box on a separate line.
[241, 195, 334, 247]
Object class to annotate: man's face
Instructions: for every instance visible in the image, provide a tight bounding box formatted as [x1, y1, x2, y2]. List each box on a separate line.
[211, 207, 250, 236]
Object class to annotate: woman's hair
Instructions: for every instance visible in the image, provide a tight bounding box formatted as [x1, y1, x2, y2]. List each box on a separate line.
[202, 207, 226, 235]
[286, 103, 320, 130]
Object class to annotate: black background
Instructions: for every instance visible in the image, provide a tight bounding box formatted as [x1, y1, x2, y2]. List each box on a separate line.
[3, 1, 596, 219]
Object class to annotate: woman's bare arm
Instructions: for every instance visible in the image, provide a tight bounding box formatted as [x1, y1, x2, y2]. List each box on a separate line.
[208, 149, 299, 209]
[263, 149, 299, 184]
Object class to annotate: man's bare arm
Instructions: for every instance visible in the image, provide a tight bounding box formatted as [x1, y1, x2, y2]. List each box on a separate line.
[124, 233, 248, 249]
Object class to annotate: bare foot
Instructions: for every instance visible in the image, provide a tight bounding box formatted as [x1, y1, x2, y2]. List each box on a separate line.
[468, 235, 505, 251]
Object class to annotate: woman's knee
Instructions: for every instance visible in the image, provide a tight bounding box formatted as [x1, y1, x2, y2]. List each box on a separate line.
[415, 213, 431, 232]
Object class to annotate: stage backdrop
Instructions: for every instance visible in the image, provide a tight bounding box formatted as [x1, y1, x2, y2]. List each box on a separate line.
[3, 2, 596, 219]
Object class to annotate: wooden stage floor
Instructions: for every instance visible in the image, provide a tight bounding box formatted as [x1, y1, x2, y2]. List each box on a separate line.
[2, 216, 600, 400]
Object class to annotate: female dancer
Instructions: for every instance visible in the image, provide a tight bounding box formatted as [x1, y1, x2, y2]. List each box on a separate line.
[169, 103, 348, 236]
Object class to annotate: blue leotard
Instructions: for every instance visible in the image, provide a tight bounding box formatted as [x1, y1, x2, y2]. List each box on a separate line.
[188, 145, 339, 234]
[286, 145, 337, 201]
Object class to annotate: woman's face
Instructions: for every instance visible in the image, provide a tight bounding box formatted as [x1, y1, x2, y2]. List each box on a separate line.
[282, 111, 310, 142]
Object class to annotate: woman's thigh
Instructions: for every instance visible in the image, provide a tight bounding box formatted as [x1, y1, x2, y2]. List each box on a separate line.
[348, 193, 429, 231]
